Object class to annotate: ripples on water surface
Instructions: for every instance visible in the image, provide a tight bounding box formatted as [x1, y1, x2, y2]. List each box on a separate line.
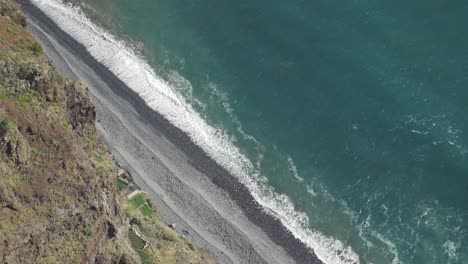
[48, 0, 468, 263]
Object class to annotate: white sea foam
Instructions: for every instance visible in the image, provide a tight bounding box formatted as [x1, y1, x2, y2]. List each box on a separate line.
[443, 240, 459, 261]
[287, 155, 304, 182]
[207, 82, 261, 147]
[306, 184, 318, 197]
[401, 114, 467, 157]
[371, 231, 400, 264]
[30, 1, 360, 263]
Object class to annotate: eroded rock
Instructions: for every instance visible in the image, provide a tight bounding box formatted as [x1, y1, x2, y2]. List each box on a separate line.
[65, 80, 96, 130]
[1, 129, 31, 165]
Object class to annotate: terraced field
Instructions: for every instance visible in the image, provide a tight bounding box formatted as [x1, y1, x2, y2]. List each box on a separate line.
[129, 194, 146, 208]
[139, 204, 154, 217]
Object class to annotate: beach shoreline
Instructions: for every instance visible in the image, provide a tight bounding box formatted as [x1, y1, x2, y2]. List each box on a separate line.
[17, 1, 322, 263]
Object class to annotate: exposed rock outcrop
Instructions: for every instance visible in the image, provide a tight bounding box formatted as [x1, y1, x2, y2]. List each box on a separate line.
[0, 2, 217, 264]
[0, 2, 139, 263]
[65, 80, 96, 130]
[1, 129, 31, 165]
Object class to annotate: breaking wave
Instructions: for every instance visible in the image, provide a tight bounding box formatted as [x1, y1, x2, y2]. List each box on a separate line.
[31, 0, 360, 263]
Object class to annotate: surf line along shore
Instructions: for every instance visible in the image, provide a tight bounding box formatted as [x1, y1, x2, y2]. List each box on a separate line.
[17, 1, 324, 263]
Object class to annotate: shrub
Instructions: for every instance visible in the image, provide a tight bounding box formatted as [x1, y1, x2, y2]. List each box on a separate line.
[18, 90, 38, 108]
[29, 43, 42, 54]
[84, 225, 93, 237]
[0, 119, 10, 136]
[160, 227, 177, 242]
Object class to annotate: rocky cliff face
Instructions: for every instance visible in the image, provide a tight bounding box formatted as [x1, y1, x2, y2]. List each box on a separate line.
[0, 0, 217, 264]
[0, 2, 139, 263]
[0, 2, 218, 264]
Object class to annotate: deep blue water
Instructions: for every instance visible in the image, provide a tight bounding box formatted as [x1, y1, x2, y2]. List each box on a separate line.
[70, 0, 468, 263]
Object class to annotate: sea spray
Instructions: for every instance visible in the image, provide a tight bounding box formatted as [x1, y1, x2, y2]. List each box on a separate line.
[30, 0, 360, 263]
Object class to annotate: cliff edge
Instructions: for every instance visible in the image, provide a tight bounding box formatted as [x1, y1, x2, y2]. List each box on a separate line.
[0, 1, 215, 263]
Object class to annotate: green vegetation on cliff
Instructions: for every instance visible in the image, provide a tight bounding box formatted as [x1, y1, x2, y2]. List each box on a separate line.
[118, 190, 216, 264]
[0, 3, 139, 263]
[0, 1, 216, 263]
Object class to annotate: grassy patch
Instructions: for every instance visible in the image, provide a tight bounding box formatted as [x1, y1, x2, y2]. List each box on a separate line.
[128, 229, 146, 250]
[9, 173, 30, 184]
[138, 250, 156, 264]
[37, 235, 86, 264]
[17, 89, 39, 108]
[0, 50, 9, 60]
[117, 179, 127, 191]
[91, 153, 113, 173]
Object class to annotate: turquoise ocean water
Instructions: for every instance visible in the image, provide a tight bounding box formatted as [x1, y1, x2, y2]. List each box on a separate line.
[61, 0, 468, 263]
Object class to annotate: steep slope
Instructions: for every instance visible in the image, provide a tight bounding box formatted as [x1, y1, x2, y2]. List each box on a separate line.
[0, 1, 216, 263]
[0, 2, 140, 263]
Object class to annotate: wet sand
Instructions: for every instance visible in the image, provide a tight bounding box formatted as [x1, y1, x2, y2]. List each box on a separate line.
[18, 1, 322, 263]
